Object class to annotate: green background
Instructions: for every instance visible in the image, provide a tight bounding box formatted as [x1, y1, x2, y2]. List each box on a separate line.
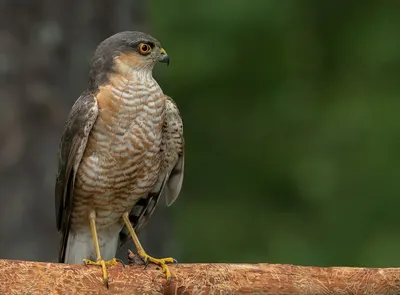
[150, 1, 400, 266]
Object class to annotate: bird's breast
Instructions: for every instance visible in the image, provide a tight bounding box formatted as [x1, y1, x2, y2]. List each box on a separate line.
[72, 75, 166, 230]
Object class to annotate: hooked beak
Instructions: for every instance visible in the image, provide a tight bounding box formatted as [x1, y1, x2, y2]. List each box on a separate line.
[159, 48, 170, 66]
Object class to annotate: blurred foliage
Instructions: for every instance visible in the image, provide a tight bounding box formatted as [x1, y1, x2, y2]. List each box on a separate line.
[149, 1, 400, 266]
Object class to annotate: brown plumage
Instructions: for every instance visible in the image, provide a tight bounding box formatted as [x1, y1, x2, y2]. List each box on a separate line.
[54, 31, 184, 286]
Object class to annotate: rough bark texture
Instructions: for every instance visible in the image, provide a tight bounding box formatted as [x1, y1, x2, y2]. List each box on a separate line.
[0, 259, 400, 295]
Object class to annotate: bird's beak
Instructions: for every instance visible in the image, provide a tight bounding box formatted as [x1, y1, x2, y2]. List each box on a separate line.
[159, 48, 170, 66]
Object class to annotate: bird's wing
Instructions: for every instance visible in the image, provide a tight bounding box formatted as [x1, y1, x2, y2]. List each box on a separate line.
[162, 96, 185, 207]
[118, 96, 184, 248]
[55, 91, 98, 262]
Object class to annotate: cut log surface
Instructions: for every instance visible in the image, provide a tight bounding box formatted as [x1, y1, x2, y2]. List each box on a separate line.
[0, 259, 399, 294]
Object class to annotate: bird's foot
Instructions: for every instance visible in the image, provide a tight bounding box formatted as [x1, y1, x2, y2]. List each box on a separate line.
[136, 250, 178, 284]
[83, 258, 119, 288]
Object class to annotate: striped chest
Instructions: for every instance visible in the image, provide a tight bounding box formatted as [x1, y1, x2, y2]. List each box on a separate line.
[72, 72, 166, 225]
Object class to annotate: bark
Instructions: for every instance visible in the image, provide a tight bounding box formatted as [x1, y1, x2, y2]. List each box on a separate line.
[0, 259, 399, 295]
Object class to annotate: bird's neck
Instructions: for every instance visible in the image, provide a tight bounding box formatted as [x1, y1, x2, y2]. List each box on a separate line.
[128, 69, 155, 83]
[108, 69, 161, 96]
[97, 57, 164, 111]
[113, 57, 155, 83]
[95, 70, 165, 133]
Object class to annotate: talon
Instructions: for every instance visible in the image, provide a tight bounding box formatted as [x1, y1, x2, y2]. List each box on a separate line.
[167, 276, 172, 285]
[83, 258, 117, 288]
[135, 251, 176, 283]
[161, 263, 173, 285]
[122, 213, 176, 284]
[143, 258, 150, 269]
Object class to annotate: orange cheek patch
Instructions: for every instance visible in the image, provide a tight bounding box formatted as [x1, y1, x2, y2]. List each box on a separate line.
[115, 52, 144, 70]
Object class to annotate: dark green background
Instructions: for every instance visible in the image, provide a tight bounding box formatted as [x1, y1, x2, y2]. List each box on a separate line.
[151, 1, 400, 266]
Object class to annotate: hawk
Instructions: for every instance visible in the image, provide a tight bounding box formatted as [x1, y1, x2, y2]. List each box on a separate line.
[55, 31, 184, 287]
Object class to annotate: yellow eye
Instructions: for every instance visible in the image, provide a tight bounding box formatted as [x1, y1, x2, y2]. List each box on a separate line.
[138, 43, 151, 55]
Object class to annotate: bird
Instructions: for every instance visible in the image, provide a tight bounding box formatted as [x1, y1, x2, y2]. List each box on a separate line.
[54, 31, 184, 288]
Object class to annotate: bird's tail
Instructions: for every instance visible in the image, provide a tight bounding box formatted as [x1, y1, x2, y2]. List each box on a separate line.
[61, 230, 120, 264]
[58, 230, 69, 263]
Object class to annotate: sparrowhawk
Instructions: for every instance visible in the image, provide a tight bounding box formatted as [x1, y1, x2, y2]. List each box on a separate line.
[55, 31, 184, 287]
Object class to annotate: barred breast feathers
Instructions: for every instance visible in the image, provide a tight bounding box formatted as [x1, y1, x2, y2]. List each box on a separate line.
[72, 55, 167, 224]
[92, 55, 166, 155]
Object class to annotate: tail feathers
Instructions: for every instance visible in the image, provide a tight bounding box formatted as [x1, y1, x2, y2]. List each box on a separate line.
[61, 231, 119, 264]
[58, 230, 69, 263]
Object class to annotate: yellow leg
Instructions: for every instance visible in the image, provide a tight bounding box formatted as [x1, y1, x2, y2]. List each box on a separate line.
[83, 211, 118, 288]
[122, 212, 177, 284]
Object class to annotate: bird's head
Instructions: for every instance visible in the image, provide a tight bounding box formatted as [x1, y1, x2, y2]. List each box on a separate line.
[89, 31, 169, 88]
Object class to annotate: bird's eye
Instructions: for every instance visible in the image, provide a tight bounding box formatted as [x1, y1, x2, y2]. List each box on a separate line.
[138, 43, 151, 55]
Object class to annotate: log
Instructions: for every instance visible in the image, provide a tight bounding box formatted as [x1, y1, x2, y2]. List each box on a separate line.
[0, 259, 399, 294]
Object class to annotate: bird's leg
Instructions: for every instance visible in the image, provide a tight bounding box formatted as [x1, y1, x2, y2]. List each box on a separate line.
[122, 212, 177, 284]
[83, 211, 118, 288]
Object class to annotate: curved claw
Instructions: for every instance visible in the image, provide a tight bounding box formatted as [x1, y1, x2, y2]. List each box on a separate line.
[127, 250, 176, 283]
[143, 258, 150, 269]
[83, 258, 116, 288]
[166, 275, 173, 286]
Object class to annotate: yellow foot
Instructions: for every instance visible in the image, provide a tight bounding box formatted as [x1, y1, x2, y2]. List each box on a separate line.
[136, 250, 178, 284]
[83, 258, 119, 288]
